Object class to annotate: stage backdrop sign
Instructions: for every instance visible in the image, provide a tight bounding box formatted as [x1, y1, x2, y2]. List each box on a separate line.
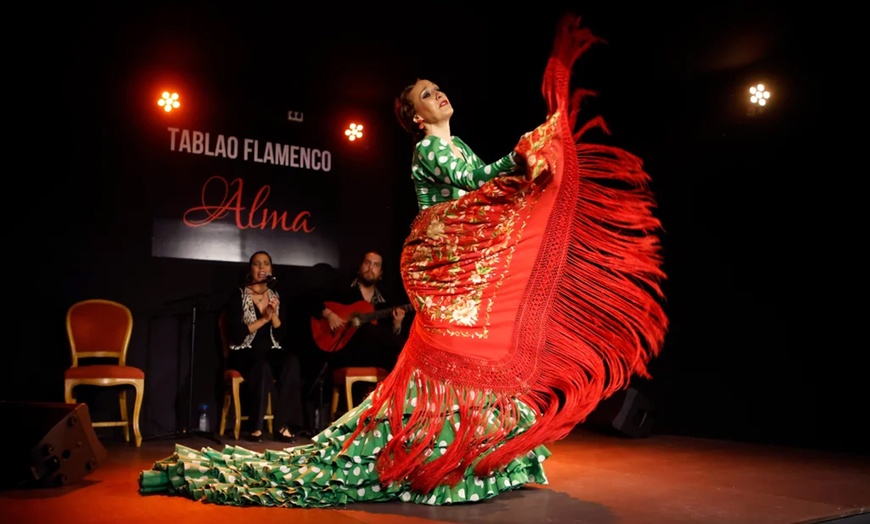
[150, 121, 340, 267]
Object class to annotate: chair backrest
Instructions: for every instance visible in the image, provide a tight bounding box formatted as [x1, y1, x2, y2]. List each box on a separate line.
[66, 299, 134, 367]
[217, 310, 231, 363]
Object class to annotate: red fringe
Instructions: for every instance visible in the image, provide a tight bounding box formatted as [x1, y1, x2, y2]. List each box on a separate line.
[346, 13, 668, 495]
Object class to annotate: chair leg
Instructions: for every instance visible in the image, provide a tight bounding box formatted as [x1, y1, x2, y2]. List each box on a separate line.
[330, 386, 340, 422]
[266, 392, 274, 435]
[131, 380, 144, 447]
[345, 378, 356, 413]
[64, 381, 75, 404]
[119, 390, 130, 443]
[220, 390, 231, 437]
[232, 378, 243, 440]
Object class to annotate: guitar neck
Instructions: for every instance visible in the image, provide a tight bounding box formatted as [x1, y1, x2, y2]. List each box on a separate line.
[357, 303, 413, 324]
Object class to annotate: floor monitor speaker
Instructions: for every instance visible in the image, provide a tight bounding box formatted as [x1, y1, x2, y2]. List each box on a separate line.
[0, 401, 107, 489]
[585, 387, 656, 438]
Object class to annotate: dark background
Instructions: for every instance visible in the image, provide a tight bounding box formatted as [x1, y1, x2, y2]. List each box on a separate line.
[19, 3, 851, 453]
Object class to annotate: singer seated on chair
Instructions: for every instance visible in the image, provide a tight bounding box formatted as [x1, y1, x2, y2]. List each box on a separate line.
[306, 251, 411, 415]
[223, 250, 305, 443]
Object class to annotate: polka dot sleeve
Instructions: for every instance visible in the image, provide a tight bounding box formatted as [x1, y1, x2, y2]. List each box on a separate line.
[411, 136, 520, 210]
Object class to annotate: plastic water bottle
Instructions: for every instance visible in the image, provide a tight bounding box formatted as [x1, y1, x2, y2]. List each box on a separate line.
[198, 404, 209, 432]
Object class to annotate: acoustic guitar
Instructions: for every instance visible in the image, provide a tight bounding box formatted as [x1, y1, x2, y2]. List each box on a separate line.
[311, 300, 414, 352]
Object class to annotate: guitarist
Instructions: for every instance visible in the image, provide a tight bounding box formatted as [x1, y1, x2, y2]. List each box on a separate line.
[313, 251, 409, 373]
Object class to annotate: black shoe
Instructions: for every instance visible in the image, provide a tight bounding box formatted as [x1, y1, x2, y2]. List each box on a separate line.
[246, 432, 264, 443]
[276, 429, 296, 443]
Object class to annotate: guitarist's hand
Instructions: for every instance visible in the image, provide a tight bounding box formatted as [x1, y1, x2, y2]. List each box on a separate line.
[392, 307, 406, 334]
[326, 311, 346, 332]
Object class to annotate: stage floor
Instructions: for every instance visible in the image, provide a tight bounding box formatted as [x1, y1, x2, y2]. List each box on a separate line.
[2, 427, 868, 524]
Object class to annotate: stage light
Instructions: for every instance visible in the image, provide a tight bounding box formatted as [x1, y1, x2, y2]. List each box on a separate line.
[749, 83, 770, 107]
[345, 123, 363, 141]
[158, 91, 181, 113]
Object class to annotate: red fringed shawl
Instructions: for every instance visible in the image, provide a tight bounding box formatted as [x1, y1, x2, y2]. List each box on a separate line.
[348, 14, 668, 494]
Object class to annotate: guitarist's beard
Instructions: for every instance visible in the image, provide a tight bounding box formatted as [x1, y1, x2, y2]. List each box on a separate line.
[356, 271, 381, 288]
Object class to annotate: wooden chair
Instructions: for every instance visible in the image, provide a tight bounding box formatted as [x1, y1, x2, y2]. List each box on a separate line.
[217, 311, 274, 440]
[330, 366, 389, 421]
[64, 299, 145, 447]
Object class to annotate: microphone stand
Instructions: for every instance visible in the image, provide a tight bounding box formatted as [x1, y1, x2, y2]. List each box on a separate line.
[306, 322, 347, 434]
[307, 359, 330, 433]
[145, 291, 223, 445]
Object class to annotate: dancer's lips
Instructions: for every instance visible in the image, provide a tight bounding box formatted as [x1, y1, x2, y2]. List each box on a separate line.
[440, 100, 449, 107]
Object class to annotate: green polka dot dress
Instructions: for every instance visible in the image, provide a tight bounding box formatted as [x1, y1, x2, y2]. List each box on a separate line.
[139, 378, 550, 507]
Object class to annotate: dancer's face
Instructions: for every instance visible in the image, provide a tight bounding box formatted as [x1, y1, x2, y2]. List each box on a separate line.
[410, 79, 453, 127]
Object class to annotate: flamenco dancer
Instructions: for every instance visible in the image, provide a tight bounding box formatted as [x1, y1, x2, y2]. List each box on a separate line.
[139, 12, 668, 507]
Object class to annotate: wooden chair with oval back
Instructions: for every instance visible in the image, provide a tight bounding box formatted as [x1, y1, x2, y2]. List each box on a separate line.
[63, 298, 145, 447]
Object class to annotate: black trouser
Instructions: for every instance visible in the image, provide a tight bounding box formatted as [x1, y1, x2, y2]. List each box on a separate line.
[229, 347, 304, 433]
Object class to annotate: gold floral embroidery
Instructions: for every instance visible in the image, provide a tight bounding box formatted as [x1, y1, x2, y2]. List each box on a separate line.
[402, 112, 558, 339]
[404, 184, 536, 338]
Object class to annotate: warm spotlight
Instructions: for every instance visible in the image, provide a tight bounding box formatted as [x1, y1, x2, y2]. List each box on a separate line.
[158, 91, 181, 113]
[345, 123, 363, 141]
[749, 84, 770, 107]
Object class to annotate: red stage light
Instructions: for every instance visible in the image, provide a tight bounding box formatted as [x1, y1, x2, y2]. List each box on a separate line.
[158, 91, 181, 113]
[345, 122, 363, 141]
